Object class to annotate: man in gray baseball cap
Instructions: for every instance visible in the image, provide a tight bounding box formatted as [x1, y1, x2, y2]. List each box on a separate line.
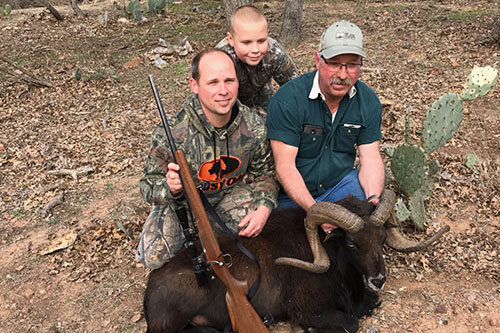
[266, 20, 385, 234]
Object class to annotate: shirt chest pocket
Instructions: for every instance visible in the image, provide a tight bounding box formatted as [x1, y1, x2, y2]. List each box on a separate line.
[298, 124, 325, 159]
[332, 124, 361, 154]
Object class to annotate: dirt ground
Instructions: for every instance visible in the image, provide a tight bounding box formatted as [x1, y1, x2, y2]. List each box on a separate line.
[0, 0, 499, 332]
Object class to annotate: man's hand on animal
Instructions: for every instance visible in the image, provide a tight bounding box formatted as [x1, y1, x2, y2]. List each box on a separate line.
[166, 162, 182, 195]
[237, 205, 271, 237]
[321, 223, 338, 234]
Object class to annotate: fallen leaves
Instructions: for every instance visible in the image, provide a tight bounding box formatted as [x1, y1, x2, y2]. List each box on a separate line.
[123, 56, 142, 69]
[40, 231, 78, 255]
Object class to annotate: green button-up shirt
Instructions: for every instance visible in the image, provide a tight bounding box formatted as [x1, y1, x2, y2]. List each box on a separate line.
[267, 71, 382, 197]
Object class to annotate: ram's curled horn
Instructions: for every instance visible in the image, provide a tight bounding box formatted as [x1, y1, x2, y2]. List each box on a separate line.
[375, 190, 451, 252]
[386, 223, 451, 253]
[370, 190, 397, 224]
[275, 201, 365, 273]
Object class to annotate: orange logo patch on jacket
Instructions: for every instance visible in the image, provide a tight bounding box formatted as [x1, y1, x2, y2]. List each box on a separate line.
[197, 155, 243, 191]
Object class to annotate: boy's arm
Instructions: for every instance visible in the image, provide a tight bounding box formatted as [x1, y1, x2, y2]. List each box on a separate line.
[271, 40, 299, 86]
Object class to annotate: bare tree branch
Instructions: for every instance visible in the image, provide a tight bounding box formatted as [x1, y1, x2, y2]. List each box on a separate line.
[37, 0, 63, 21]
[41, 191, 65, 217]
[0, 57, 52, 88]
[48, 165, 94, 181]
[70, 0, 86, 18]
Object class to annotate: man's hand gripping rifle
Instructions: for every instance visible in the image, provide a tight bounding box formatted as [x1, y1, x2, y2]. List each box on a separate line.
[148, 75, 268, 333]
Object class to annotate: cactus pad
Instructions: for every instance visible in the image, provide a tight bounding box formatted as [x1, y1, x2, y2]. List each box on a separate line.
[419, 174, 435, 199]
[148, 0, 167, 13]
[128, 0, 142, 21]
[395, 198, 411, 222]
[465, 153, 480, 170]
[461, 66, 498, 101]
[409, 190, 426, 230]
[427, 159, 440, 177]
[2, 4, 11, 15]
[391, 144, 427, 196]
[421, 93, 463, 154]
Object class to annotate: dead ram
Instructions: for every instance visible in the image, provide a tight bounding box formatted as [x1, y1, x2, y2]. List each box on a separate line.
[144, 190, 449, 332]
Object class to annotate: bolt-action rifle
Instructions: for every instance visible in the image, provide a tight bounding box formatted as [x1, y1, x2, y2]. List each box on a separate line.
[148, 75, 268, 333]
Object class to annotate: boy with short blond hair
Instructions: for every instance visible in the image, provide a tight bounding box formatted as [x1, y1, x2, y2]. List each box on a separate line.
[216, 5, 298, 110]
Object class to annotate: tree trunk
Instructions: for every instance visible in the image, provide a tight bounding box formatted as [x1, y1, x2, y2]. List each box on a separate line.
[279, 0, 303, 47]
[71, 0, 85, 18]
[222, 0, 250, 29]
[38, 0, 63, 21]
[491, 16, 500, 45]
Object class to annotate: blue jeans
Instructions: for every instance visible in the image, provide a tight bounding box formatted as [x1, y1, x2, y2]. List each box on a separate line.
[277, 169, 366, 209]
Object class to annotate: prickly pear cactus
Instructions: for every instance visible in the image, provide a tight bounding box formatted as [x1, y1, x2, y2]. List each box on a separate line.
[421, 93, 463, 155]
[0, 3, 11, 15]
[461, 66, 499, 101]
[408, 190, 426, 231]
[128, 0, 142, 21]
[148, 0, 166, 13]
[391, 65, 497, 230]
[391, 144, 427, 196]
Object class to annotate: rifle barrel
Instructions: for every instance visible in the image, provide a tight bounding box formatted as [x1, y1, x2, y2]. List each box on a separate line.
[148, 75, 178, 163]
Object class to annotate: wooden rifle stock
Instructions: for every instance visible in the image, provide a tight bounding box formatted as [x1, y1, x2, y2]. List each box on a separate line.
[175, 150, 268, 333]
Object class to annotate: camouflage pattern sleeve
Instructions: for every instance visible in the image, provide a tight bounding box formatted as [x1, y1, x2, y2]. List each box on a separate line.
[271, 39, 299, 87]
[246, 132, 279, 211]
[139, 124, 180, 206]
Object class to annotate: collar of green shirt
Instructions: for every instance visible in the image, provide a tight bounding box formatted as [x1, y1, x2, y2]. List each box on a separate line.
[308, 71, 357, 101]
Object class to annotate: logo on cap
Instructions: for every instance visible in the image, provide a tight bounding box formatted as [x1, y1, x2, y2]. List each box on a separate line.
[336, 32, 356, 40]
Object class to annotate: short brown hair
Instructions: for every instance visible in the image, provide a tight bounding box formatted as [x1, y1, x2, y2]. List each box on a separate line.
[191, 48, 235, 81]
[229, 5, 266, 34]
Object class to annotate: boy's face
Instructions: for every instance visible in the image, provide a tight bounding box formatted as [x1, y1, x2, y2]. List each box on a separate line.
[227, 18, 268, 66]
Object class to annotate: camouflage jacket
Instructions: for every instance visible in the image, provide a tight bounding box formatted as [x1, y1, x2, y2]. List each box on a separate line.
[139, 94, 278, 211]
[215, 37, 298, 109]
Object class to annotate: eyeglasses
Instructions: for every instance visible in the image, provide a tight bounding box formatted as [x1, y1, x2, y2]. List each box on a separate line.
[321, 55, 362, 73]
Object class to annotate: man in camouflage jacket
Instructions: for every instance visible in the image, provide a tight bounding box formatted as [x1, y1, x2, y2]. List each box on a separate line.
[137, 48, 278, 270]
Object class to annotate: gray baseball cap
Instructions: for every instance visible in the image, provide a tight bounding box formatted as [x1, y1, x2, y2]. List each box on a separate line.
[319, 20, 366, 59]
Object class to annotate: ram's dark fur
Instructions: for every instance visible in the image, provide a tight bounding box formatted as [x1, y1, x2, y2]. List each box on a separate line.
[144, 196, 386, 333]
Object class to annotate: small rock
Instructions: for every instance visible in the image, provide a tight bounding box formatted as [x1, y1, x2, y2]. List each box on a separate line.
[131, 313, 142, 323]
[365, 325, 379, 333]
[117, 18, 131, 25]
[23, 288, 34, 299]
[154, 57, 167, 69]
[435, 303, 447, 313]
[489, 318, 499, 327]
[438, 317, 449, 325]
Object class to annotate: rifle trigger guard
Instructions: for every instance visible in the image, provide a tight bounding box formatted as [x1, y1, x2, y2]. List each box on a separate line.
[207, 253, 232, 268]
